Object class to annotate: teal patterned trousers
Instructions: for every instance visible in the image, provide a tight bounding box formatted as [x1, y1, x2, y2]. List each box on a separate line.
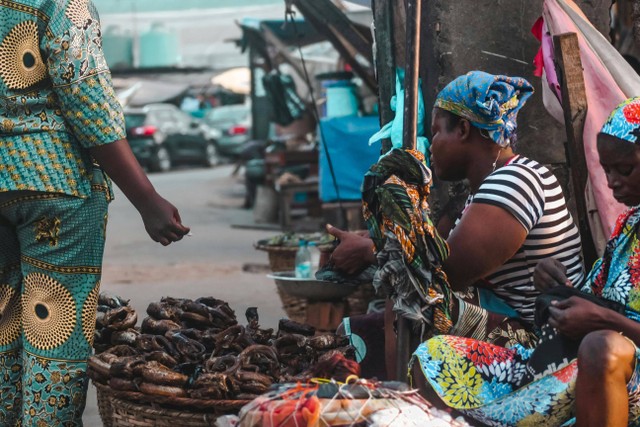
[0, 171, 110, 426]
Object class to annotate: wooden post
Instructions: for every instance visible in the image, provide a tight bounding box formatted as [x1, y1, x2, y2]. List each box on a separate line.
[290, 0, 378, 92]
[401, 0, 421, 151]
[553, 32, 598, 267]
[371, 0, 396, 153]
[394, 0, 422, 384]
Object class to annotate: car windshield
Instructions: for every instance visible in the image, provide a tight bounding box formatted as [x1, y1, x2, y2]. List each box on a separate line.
[204, 106, 248, 124]
[124, 113, 146, 129]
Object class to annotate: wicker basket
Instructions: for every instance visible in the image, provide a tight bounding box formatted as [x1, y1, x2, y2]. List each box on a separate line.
[254, 244, 298, 272]
[254, 243, 334, 273]
[255, 244, 309, 322]
[96, 383, 114, 427]
[94, 383, 249, 427]
[255, 243, 376, 324]
[274, 286, 306, 323]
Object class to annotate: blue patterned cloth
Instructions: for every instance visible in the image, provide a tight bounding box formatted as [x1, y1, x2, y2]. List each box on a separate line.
[600, 96, 640, 144]
[434, 71, 534, 147]
[0, 0, 126, 198]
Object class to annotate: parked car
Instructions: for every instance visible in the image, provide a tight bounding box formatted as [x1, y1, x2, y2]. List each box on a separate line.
[124, 103, 218, 172]
[202, 103, 252, 159]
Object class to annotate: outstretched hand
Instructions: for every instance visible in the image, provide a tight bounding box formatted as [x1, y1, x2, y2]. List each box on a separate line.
[548, 296, 607, 340]
[89, 140, 190, 246]
[534, 258, 571, 292]
[326, 224, 376, 275]
[138, 193, 190, 246]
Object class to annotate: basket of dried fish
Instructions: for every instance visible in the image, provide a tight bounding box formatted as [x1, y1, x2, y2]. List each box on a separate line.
[89, 294, 358, 426]
[95, 382, 247, 427]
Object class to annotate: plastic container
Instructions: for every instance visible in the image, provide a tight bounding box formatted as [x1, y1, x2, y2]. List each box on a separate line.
[308, 241, 321, 276]
[317, 72, 359, 118]
[139, 23, 180, 67]
[294, 240, 312, 279]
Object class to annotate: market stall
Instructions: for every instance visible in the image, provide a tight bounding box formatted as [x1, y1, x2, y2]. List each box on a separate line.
[88, 293, 358, 425]
[87, 288, 469, 426]
[255, 232, 378, 330]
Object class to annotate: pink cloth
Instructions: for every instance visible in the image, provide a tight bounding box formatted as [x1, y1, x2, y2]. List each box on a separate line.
[542, 0, 640, 236]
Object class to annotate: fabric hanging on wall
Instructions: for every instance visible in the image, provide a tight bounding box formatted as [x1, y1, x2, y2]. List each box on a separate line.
[538, 0, 640, 242]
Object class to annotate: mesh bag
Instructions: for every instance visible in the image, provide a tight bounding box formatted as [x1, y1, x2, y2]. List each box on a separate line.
[233, 379, 472, 427]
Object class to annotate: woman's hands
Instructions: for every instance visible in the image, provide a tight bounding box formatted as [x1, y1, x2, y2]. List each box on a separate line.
[548, 297, 608, 340]
[325, 224, 376, 274]
[534, 258, 572, 292]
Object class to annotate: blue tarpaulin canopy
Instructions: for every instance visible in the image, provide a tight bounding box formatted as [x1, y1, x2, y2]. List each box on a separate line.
[319, 115, 382, 202]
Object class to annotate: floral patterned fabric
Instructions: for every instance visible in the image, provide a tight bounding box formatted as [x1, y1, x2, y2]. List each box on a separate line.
[413, 206, 640, 426]
[0, 0, 125, 198]
[600, 96, 640, 145]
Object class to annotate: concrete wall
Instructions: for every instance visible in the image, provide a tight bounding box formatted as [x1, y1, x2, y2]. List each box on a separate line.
[415, 0, 611, 219]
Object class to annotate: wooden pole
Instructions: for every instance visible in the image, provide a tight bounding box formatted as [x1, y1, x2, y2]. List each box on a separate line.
[371, 0, 396, 154]
[401, 0, 421, 151]
[553, 32, 598, 267]
[394, 0, 422, 384]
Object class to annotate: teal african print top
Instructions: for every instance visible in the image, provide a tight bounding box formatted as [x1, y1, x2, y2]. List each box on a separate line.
[0, 0, 125, 198]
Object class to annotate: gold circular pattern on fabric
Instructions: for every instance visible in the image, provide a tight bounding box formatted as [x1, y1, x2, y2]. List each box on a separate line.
[0, 21, 46, 90]
[0, 285, 21, 346]
[81, 281, 100, 345]
[65, 0, 92, 28]
[23, 273, 76, 350]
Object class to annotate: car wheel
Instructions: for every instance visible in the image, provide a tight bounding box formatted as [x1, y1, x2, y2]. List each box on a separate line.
[203, 142, 219, 167]
[150, 146, 172, 172]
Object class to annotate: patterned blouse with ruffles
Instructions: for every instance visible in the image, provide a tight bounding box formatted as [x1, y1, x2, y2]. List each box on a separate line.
[0, 0, 125, 198]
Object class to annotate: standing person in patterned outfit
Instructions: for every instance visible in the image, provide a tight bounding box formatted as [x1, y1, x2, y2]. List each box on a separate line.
[0, 0, 190, 425]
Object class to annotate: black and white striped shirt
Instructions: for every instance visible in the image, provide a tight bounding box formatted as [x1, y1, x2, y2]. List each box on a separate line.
[461, 156, 585, 322]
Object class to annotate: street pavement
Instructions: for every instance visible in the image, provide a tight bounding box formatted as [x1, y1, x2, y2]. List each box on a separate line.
[83, 164, 285, 425]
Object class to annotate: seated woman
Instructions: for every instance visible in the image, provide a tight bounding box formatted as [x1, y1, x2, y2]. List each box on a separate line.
[331, 71, 584, 354]
[412, 96, 640, 426]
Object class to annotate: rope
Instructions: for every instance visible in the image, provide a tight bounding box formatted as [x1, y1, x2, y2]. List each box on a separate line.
[284, 8, 349, 229]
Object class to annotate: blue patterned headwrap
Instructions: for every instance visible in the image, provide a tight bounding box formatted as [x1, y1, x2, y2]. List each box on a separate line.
[434, 71, 534, 147]
[600, 96, 640, 144]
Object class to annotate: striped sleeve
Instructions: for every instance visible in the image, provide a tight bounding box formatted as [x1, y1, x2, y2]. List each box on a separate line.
[472, 164, 545, 232]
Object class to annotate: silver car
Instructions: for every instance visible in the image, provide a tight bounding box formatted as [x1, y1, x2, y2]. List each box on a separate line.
[202, 103, 252, 159]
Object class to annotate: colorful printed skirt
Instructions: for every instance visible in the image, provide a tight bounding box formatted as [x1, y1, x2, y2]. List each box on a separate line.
[413, 334, 640, 426]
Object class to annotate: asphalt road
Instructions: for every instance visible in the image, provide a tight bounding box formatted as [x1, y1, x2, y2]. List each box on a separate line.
[83, 164, 285, 425]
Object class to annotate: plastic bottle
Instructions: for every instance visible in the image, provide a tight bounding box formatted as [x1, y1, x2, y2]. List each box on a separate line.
[294, 239, 312, 279]
[308, 241, 321, 276]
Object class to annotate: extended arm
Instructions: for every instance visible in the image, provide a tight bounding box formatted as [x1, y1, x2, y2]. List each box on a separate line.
[90, 140, 189, 245]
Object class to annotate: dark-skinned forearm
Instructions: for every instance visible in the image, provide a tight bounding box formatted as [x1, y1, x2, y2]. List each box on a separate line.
[89, 139, 159, 211]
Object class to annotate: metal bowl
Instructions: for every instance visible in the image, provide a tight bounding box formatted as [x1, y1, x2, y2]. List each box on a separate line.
[267, 271, 357, 301]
